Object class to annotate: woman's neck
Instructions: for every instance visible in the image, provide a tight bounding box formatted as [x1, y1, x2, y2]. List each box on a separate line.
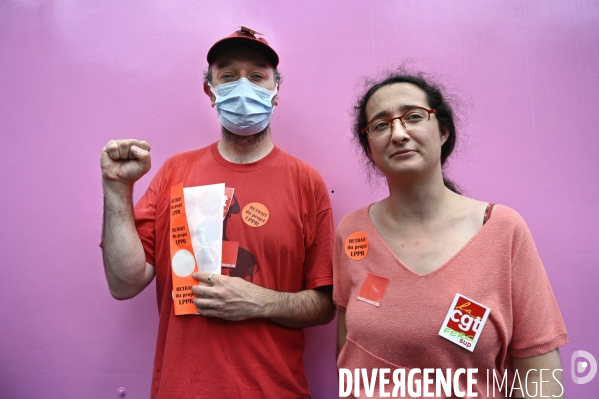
[382, 167, 456, 224]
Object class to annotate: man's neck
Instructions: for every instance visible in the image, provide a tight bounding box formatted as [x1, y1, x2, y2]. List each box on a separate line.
[218, 127, 274, 164]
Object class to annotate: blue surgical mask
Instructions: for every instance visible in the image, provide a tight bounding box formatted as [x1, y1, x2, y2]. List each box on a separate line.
[209, 78, 278, 136]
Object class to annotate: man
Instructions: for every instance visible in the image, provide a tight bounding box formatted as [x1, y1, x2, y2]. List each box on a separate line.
[100, 27, 335, 398]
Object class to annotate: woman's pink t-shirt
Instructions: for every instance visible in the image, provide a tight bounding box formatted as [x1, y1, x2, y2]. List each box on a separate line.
[333, 205, 568, 398]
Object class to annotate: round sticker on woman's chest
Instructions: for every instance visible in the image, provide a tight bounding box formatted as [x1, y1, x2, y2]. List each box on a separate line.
[242, 202, 270, 227]
[345, 231, 369, 260]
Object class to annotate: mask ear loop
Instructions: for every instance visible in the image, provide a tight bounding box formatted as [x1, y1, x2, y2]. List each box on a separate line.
[207, 82, 220, 102]
[270, 84, 278, 109]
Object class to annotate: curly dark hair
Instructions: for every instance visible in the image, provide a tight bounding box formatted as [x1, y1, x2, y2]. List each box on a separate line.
[352, 68, 460, 193]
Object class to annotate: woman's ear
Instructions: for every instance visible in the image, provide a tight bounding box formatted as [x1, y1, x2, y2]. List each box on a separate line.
[440, 127, 449, 145]
[365, 144, 373, 160]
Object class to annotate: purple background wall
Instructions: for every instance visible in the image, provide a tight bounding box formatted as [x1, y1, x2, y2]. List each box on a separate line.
[1, 0, 598, 398]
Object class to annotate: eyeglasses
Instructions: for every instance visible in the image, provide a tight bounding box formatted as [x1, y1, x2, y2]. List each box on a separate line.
[361, 107, 437, 138]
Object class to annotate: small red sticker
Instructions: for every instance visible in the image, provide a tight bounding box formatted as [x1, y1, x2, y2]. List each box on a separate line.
[223, 187, 235, 219]
[357, 273, 389, 307]
[222, 241, 239, 268]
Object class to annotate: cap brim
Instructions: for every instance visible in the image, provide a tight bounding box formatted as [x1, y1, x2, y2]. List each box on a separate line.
[207, 37, 279, 68]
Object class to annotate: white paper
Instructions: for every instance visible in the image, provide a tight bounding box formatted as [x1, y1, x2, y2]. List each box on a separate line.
[183, 183, 225, 279]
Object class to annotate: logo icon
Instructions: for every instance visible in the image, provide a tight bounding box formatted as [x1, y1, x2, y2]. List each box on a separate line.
[571, 350, 597, 384]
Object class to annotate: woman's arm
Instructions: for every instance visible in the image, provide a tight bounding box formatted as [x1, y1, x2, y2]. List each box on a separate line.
[337, 310, 347, 358]
[511, 349, 564, 399]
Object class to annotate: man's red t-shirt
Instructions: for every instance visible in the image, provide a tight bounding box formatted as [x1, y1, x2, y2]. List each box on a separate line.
[134, 143, 334, 398]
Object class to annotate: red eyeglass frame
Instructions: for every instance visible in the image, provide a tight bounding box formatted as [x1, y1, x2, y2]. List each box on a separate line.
[360, 107, 437, 134]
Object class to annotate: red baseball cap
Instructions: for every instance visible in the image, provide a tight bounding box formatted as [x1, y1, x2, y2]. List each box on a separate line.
[206, 26, 279, 68]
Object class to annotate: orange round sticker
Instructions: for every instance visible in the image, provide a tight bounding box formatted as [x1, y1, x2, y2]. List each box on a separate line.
[242, 202, 270, 227]
[345, 231, 369, 260]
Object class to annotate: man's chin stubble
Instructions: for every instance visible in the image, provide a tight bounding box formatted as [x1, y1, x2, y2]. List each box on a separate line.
[221, 126, 270, 163]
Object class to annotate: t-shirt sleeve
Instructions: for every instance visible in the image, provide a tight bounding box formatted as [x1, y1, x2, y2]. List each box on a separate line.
[302, 170, 334, 290]
[133, 166, 165, 267]
[508, 215, 568, 358]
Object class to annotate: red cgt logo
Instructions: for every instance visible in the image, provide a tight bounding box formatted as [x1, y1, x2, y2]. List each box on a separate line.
[446, 296, 487, 340]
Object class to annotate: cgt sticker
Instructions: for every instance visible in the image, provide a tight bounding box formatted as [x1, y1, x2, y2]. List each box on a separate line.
[439, 293, 491, 352]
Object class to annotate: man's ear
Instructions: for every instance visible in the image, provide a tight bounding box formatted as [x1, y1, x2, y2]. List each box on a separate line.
[203, 83, 216, 107]
[272, 82, 280, 107]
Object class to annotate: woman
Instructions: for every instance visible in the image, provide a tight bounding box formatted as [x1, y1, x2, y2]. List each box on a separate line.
[333, 70, 568, 398]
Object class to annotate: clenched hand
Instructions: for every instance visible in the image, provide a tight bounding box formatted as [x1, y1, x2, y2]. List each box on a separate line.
[101, 139, 151, 186]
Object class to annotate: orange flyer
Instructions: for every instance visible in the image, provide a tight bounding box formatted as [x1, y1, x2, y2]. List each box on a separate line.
[170, 183, 226, 315]
[170, 183, 199, 315]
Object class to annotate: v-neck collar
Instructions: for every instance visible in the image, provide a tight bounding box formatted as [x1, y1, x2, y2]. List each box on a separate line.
[363, 203, 500, 278]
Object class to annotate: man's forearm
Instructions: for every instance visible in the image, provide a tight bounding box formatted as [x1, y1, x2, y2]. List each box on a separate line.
[192, 272, 335, 327]
[337, 310, 347, 358]
[264, 285, 335, 328]
[102, 182, 152, 299]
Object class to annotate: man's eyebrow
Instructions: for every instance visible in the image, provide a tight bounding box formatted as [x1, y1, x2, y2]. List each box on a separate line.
[214, 61, 233, 69]
[371, 105, 420, 120]
[213, 61, 270, 71]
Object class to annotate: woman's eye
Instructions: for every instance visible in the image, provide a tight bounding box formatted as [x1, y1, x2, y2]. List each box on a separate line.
[373, 121, 390, 131]
[404, 113, 425, 122]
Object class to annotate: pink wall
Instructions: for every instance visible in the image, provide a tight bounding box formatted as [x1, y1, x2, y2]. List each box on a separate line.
[1, 0, 598, 398]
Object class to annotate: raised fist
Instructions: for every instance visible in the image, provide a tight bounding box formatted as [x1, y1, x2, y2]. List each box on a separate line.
[101, 139, 151, 186]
